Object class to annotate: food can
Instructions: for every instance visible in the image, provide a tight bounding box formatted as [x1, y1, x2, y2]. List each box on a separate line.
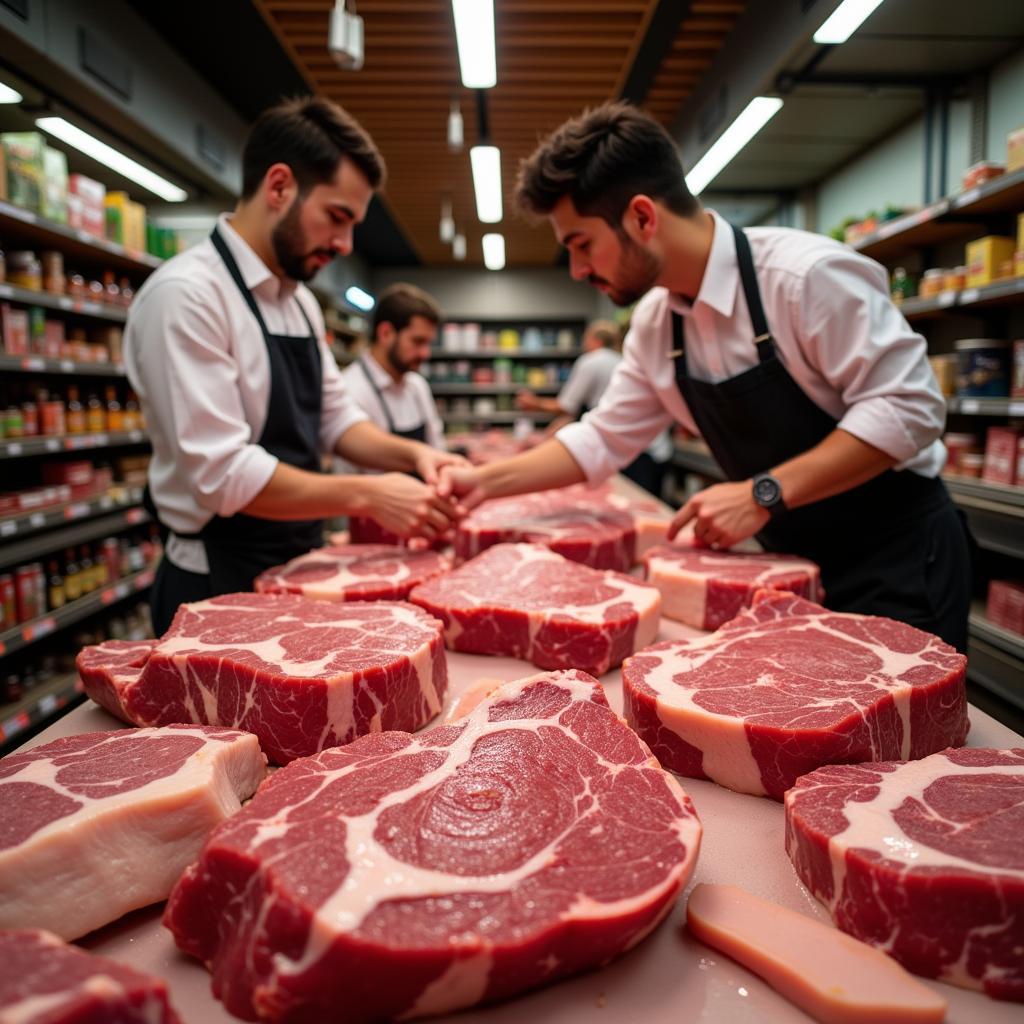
[955, 338, 1010, 397]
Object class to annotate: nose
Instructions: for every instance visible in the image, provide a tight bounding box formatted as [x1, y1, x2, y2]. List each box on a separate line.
[331, 229, 353, 256]
[568, 251, 589, 282]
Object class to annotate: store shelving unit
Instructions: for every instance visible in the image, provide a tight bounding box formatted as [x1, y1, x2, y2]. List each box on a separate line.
[430, 383, 561, 396]
[0, 354, 128, 377]
[0, 485, 144, 541]
[0, 670, 84, 746]
[441, 411, 555, 426]
[430, 346, 582, 361]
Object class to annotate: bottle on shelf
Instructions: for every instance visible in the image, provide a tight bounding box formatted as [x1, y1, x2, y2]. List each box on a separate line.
[105, 386, 123, 431]
[124, 391, 142, 431]
[93, 542, 109, 588]
[86, 392, 105, 433]
[63, 548, 82, 603]
[47, 560, 65, 611]
[102, 271, 120, 307]
[20, 400, 39, 437]
[78, 545, 96, 594]
[66, 387, 86, 435]
[119, 277, 134, 307]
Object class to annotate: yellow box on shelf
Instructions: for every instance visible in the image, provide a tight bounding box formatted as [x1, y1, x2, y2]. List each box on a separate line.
[965, 235, 1015, 288]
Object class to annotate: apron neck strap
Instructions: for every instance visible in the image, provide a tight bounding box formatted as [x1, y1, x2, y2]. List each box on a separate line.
[358, 355, 397, 433]
[730, 223, 774, 363]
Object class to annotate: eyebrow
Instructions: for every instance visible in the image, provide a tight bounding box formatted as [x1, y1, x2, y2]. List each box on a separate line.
[559, 230, 584, 249]
[328, 202, 357, 221]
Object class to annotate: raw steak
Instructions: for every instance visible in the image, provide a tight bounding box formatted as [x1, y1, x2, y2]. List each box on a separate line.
[163, 670, 702, 1023]
[643, 546, 822, 629]
[0, 929, 182, 1024]
[346, 516, 448, 550]
[785, 748, 1024, 1000]
[77, 594, 447, 765]
[455, 486, 636, 571]
[409, 543, 660, 676]
[603, 489, 676, 557]
[0, 725, 265, 940]
[623, 589, 968, 799]
[75, 637, 155, 722]
[255, 544, 451, 602]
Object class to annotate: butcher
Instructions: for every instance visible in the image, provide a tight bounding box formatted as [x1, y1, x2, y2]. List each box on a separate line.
[440, 102, 971, 651]
[125, 97, 462, 634]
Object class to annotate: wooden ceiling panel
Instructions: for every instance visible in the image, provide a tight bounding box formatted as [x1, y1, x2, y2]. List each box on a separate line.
[255, 0, 745, 267]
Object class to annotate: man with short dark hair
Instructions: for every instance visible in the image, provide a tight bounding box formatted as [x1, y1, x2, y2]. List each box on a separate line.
[440, 102, 970, 651]
[126, 97, 462, 632]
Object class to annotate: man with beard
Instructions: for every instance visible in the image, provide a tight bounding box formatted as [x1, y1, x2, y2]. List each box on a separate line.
[439, 102, 971, 651]
[125, 97, 463, 633]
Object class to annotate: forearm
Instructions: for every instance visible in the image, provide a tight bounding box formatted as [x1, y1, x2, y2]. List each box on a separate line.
[335, 420, 419, 472]
[242, 462, 372, 519]
[478, 438, 586, 499]
[542, 413, 574, 438]
[773, 428, 897, 508]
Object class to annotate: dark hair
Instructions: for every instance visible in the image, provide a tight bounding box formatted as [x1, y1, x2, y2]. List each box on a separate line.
[241, 95, 385, 199]
[515, 102, 698, 228]
[372, 283, 442, 337]
[585, 319, 621, 349]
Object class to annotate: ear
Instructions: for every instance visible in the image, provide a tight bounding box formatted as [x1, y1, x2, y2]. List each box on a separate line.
[624, 195, 658, 242]
[263, 163, 298, 212]
[376, 321, 396, 345]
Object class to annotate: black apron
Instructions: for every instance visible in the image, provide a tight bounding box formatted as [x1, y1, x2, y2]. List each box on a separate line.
[357, 355, 428, 443]
[672, 223, 971, 651]
[150, 226, 325, 632]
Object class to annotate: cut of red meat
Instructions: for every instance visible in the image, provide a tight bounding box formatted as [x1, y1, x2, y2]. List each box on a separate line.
[623, 589, 968, 800]
[409, 542, 660, 676]
[455, 485, 636, 570]
[254, 543, 451, 602]
[0, 929, 182, 1024]
[0, 725, 265, 940]
[643, 545, 822, 629]
[76, 638, 155, 722]
[785, 748, 1024, 1000]
[163, 670, 702, 1023]
[76, 594, 447, 765]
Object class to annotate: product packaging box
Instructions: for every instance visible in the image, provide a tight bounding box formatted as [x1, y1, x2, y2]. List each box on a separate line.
[982, 425, 1022, 486]
[1, 132, 46, 213]
[1013, 339, 1024, 399]
[0, 303, 29, 355]
[987, 580, 1024, 635]
[965, 235, 1016, 288]
[69, 173, 107, 237]
[1008, 125, 1024, 174]
[41, 146, 68, 223]
[27, 306, 46, 355]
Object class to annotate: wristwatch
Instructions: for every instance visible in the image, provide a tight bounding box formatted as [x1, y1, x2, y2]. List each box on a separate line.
[752, 472, 787, 520]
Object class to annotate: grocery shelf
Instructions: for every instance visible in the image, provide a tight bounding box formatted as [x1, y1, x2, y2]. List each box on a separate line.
[899, 278, 1024, 322]
[0, 353, 127, 377]
[440, 412, 554, 425]
[950, 166, 1024, 217]
[0, 281, 128, 324]
[0, 507, 150, 572]
[0, 671, 85, 748]
[969, 603, 1024, 663]
[671, 441, 725, 481]
[0, 565, 156, 659]
[946, 396, 1024, 417]
[0, 486, 145, 543]
[431, 384, 561, 395]
[945, 477, 1024, 561]
[897, 291, 959, 320]
[0, 199, 162, 274]
[943, 476, 1024, 510]
[0, 429, 148, 460]
[429, 347, 581, 360]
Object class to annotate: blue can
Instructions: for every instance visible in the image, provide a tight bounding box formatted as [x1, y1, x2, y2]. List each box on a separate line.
[955, 339, 1010, 397]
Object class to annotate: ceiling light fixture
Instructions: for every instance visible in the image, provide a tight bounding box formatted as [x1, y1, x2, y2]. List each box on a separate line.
[452, 233, 467, 261]
[684, 97, 783, 196]
[813, 0, 886, 44]
[0, 83, 23, 104]
[345, 285, 375, 311]
[35, 116, 187, 202]
[482, 233, 505, 271]
[452, 0, 496, 89]
[447, 100, 464, 151]
[470, 145, 502, 223]
[439, 196, 456, 243]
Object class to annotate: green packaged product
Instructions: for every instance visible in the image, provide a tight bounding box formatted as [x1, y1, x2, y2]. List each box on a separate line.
[28, 306, 46, 353]
[42, 146, 69, 223]
[1, 132, 45, 214]
[105, 203, 124, 245]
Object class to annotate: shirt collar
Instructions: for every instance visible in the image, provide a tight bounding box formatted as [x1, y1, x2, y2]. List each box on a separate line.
[217, 213, 298, 302]
[362, 351, 403, 390]
[667, 208, 737, 319]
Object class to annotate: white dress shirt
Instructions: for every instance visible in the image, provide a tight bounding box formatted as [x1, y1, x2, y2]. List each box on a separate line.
[125, 213, 368, 573]
[559, 346, 673, 463]
[557, 209, 946, 484]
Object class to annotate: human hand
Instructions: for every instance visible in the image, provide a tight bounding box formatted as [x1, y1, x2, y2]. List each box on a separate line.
[668, 481, 769, 549]
[360, 473, 461, 542]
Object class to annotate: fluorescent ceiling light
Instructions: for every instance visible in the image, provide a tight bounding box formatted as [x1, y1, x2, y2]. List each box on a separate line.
[447, 101, 464, 151]
[470, 145, 502, 223]
[345, 285, 375, 311]
[35, 116, 188, 202]
[482, 233, 505, 271]
[813, 0, 886, 44]
[451, 0, 496, 88]
[0, 83, 23, 104]
[452, 233, 467, 261]
[439, 196, 455, 242]
[684, 97, 783, 196]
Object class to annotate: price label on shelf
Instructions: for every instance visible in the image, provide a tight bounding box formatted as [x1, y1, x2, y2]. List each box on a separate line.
[66, 502, 90, 519]
[59, 360, 75, 372]
[1010, 402, 1024, 417]
[937, 291, 957, 307]
[0, 521, 16, 537]
[1, 712, 29, 741]
[115, 583, 129, 600]
[99, 495, 114, 510]
[23, 357, 45, 371]
[958, 187, 982, 206]
[5, 443, 22, 456]
[45, 438, 59, 452]
[25, 618, 56, 643]
[58, 296, 73, 310]
[126, 509, 145, 525]
[960, 400, 980, 414]
[38, 694, 58, 715]
[959, 288, 980, 305]
[0, 284, 13, 298]
[29, 513, 46, 528]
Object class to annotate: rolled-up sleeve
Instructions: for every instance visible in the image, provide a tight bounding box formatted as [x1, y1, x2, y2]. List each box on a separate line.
[798, 253, 946, 464]
[556, 333, 673, 482]
[126, 277, 279, 518]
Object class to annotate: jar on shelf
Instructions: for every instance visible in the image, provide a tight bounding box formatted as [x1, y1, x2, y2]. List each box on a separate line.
[943, 266, 967, 292]
[919, 268, 946, 297]
[41, 250, 65, 294]
[890, 267, 915, 303]
[7, 250, 42, 291]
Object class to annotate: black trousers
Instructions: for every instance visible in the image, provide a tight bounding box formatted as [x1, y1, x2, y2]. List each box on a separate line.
[150, 556, 211, 636]
[622, 452, 668, 498]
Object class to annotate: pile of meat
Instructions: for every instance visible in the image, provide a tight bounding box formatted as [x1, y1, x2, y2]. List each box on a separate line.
[77, 593, 447, 764]
[623, 589, 968, 799]
[164, 670, 702, 1022]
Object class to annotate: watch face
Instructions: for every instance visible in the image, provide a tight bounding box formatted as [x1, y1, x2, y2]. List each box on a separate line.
[754, 475, 781, 506]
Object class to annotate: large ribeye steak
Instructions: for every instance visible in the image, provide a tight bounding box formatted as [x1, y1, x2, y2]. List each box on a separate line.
[77, 594, 447, 765]
[0, 929, 182, 1024]
[409, 542, 660, 676]
[164, 670, 702, 1023]
[643, 545, 822, 629]
[623, 590, 968, 799]
[255, 544, 451, 602]
[455, 486, 636, 571]
[785, 748, 1024, 1000]
[0, 725, 265, 940]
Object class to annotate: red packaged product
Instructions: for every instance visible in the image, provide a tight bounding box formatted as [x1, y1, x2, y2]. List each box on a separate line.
[982, 426, 1021, 486]
[14, 565, 39, 623]
[0, 574, 15, 629]
[987, 580, 1024, 635]
[41, 460, 93, 487]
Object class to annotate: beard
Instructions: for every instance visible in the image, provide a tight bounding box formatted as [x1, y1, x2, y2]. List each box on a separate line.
[590, 234, 661, 306]
[271, 198, 334, 282]
[387, 340, 420, 375]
